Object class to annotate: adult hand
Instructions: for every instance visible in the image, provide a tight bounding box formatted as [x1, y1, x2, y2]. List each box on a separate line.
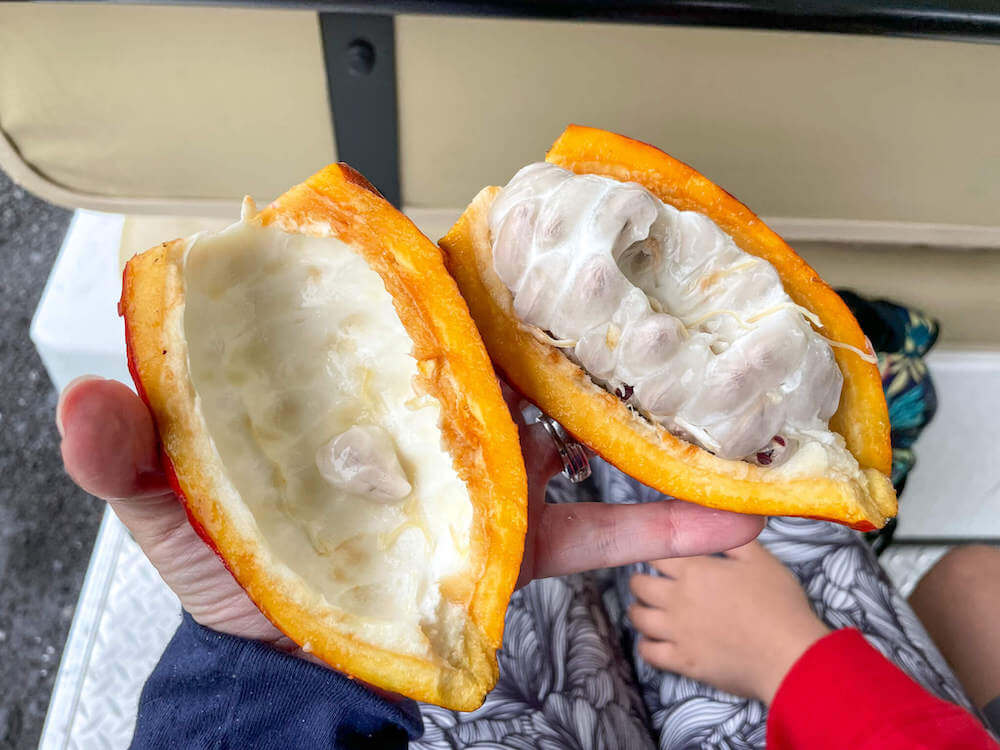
[504, 383, 764, 586]
[629, 541, 830, 704]
[58, 376, 763, 646]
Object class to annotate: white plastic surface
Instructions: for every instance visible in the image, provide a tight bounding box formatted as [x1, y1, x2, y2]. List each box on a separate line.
[897, 350, 1000, 540]
[39, 510, 178, 750]
[30, 211, 130, 393]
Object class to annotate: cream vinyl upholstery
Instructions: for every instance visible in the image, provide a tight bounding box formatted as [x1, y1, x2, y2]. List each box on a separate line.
[397, 17, 1000, 240]
[3, 4, 1000, 249]
[3, 4, 999, 345]
[0, 4, 336, 207]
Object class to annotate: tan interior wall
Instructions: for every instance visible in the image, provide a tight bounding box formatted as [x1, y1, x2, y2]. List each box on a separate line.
[1, 6, 999, 250]
[396, 17, 1000, 228]
[0, 4, 336, 203]
[795, 242, 1000, 348]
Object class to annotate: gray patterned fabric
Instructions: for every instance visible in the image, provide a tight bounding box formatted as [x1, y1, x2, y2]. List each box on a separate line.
[415, 460, 974, 749]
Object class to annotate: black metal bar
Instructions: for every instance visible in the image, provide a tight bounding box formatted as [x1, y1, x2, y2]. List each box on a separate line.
[91, 1, 1000, 44]
[319, 12, 401, 206]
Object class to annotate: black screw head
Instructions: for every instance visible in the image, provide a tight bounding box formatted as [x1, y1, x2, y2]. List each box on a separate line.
[347, 38, 376, 76]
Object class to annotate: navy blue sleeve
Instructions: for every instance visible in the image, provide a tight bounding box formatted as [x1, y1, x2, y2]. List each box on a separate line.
[131, 612, 423, 749]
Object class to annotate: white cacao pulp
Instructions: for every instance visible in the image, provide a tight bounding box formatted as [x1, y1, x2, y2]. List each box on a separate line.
[489, 163, 851, 469]
[316, 424, 412, 502]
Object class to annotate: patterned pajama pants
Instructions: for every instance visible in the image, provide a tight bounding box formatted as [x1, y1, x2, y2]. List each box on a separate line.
[414, 460, 973, 750]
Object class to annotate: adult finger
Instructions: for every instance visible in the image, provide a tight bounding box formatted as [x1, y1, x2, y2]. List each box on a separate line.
[499, 382, 561, 483]
[57, 377, 195, 548]
[531, 499, 764, 580]
[57, 377, 250, 616]
[519, 420, 563, 486]
[58, 376, 168, 500]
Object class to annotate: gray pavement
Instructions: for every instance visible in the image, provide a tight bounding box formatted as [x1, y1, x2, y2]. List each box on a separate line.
[0, 169, 103, 750]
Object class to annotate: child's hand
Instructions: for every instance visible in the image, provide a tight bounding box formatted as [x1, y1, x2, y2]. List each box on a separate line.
[629, 541, 831, 704]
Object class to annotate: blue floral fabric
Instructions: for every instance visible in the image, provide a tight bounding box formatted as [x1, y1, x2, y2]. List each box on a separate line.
[414, 294, 961, 750]
[837, 290, 940, 495]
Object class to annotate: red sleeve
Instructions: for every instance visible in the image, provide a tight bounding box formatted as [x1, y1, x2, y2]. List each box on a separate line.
[767, 628, 998, 750]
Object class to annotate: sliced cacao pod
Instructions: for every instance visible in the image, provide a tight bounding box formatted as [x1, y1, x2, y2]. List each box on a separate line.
[120, 163, 526, 709]
[440, 126, 896, 531]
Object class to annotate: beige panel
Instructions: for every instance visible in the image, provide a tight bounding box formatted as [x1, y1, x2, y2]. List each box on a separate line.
[0, 4, 335, 202]
[796, 242, 1000, 347]
[2, 7, 999, 249]
[396, 17, 1000, 229]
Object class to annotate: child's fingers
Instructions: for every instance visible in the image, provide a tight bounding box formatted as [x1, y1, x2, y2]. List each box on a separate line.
[636, 636, 681, 672]
[723, 540, 767, 561]
[628, 604, 675, 641]
[629, 573, 674, 609]
[650, 557, 690, 579]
